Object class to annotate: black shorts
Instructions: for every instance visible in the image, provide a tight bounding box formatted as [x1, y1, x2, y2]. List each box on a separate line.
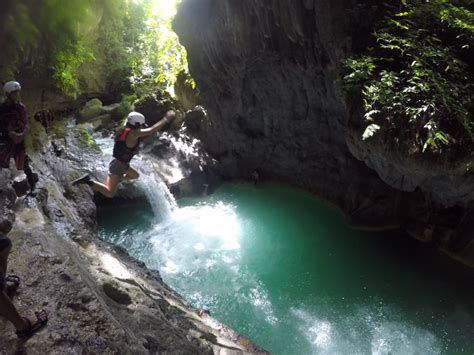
[0, 233, 11, 290]
[108, 159, 129, 177]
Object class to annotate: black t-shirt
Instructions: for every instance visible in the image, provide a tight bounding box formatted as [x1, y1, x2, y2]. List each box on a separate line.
[0, 102, 28, 141]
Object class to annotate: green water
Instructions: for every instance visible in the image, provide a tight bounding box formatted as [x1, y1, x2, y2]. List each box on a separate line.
[98, 183, 474, 354]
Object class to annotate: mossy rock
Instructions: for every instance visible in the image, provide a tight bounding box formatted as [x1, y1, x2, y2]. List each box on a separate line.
[89, 114, 113, 131]
[110, 101, 132, 123]
[78, 128, 99, 149]
[48, 119, 67, 139]
[78, 98, 104, 122]
[25, 118, 49, 155]
[174, 70, 200, 110]
[101, 104, 121, 121]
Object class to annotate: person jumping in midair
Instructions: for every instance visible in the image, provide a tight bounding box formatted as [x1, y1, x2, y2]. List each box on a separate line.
[72, 110, 176, 198]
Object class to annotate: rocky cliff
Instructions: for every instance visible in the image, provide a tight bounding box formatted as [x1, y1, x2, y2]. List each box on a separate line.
[174, 0, 474, 266]
[0, 123, 265, 354]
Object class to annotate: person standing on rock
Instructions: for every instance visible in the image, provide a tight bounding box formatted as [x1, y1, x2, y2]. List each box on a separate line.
[0, 81, 39, 192]
[0, 232, 48, 338]
[72, 110, 176, 198]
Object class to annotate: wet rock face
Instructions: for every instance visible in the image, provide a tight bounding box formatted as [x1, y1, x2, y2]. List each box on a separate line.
[102, 282, 132, 305]
[12, 173, 29, 197]
[184, 106, 207, 137]
[0, 123, 266, 353]
[0, 170, 16, 234]
[141, 128, 223, 199]
[174, 0, 397, 211]
[174, 71, 200, 110]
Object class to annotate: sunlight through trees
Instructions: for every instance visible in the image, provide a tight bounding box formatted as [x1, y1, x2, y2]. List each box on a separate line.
[0, 0, 189, 98]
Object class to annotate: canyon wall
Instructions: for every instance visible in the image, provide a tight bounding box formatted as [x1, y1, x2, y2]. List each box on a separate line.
[174, 0, 474, 265]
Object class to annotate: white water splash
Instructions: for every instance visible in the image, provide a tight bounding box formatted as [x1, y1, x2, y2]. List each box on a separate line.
[248, 284, 279, 325]
[95, 136, 114, 157]
[291, 305, 442, 355]
[147, 203, 241, 276]
[136, 159, 177, 221]
[370, 321, 440, 355]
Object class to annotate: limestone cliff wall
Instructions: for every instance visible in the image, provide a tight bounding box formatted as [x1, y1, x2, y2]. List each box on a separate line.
[0, 126, 265, 353]
[175, 0, 391, 207]
[174, 0, 474, 265]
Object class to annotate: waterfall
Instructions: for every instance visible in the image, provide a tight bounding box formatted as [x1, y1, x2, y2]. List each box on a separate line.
[95, 136, 176, 221]
[135, 157, 177, 221]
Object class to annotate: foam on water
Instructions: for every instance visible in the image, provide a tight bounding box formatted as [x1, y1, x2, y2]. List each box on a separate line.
[290, 305, 442, 355]
[98, 183, 474, 355]
[95, 136, 114, 157]
[119, 201, 283, 329]
[145, 203, 241, 275]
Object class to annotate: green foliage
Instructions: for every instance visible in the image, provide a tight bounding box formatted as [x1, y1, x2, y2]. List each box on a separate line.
[0, 0, 96, 93]
[1, 0, 192, 100]
[78, 128, 98, 148]
[54, 42, 96, 96]
[362, 123, 381, 140]
[113, 94, 138, 122]
[48, 119, 67, 139]
[343, 0, 474, 155]
[87, 0, 141, 95]
[25, 118, 48, 154]
[129, 0, 190, 96]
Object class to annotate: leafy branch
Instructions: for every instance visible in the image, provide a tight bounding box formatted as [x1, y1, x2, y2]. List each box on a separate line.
[343, 0, 473, 156]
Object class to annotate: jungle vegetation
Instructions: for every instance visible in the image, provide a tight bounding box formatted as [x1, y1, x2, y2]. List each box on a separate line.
[0, 0, 189, 98]
[343, 0, 474, 157]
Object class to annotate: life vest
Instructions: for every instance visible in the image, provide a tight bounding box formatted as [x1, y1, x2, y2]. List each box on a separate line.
[112, 128, 139, 163]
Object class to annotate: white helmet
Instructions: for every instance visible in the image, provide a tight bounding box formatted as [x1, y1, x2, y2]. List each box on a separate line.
[126, 111, 146, 126]
[3, 81, 21, 94]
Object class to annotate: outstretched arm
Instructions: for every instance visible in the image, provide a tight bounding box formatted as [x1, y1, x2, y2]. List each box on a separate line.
[131, 110, 176, 139]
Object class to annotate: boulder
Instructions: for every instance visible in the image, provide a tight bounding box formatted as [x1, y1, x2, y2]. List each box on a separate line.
[102, 103, 127, 122]
[184, 106, 207, 136]
[89, 114, 113, 132]
[134, 93, 178, 126]
[79, 98, 104, 122]
[174, 71, 200, 110]
[110, 101, 134, 122]
[0, 171, 16, 234]
[12, 173, 29, 197]
[0, 203, 15, 235]
[0, 187, 16, 209]
[101, 103, 120, 114]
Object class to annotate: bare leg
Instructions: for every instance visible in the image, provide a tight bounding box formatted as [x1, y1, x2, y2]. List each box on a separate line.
[0, 290, 29, 330]
[0, 291, 48, 337]
[0, 246, 30, 332]
[0, 245, 11, 280]
[123, 166, 139, 181]
[90, 175, 122, 198]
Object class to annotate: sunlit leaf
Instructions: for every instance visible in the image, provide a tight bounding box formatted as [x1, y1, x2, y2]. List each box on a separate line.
[362, 124, 381, 140]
